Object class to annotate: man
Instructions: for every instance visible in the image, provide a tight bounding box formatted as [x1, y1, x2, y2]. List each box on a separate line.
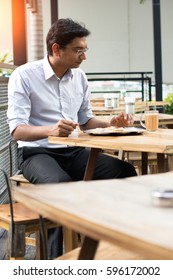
[7, 18, 137, 258]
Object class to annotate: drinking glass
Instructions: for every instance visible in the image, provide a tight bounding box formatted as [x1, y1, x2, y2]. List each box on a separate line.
[140, 110, 159, 131]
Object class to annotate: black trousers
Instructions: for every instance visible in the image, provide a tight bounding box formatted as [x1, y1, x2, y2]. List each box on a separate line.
[18, 146, 137, 258]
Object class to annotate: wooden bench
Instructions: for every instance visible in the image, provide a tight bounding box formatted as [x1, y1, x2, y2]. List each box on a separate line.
[10, 174, 32, 187]
[56, 241, 144, 260]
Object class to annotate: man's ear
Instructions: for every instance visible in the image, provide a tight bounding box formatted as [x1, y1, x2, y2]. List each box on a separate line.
[52, 43, 61, 56]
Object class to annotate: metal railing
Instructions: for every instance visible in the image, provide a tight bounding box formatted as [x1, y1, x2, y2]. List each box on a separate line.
[86, 71, 153, 101]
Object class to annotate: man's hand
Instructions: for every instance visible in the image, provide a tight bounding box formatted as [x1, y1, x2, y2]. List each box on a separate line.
[110, 112, 134, 127]
[50, 119, 78, 137]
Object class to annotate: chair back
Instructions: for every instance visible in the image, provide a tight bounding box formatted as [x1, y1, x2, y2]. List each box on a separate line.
[0, 169, 15, 254]
[8, 140, 19, 176]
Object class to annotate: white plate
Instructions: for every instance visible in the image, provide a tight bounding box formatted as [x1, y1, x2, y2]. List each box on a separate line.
[84, 127, 145, 136]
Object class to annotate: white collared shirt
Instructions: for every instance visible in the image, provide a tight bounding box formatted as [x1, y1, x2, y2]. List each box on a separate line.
[7, 56, 93, 148]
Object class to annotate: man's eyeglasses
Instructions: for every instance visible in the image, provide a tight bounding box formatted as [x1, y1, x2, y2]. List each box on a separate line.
[64, 47, 89, 56]
[74, 48, 89, 55]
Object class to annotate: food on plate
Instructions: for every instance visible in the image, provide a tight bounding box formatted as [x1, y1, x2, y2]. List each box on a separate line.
[88, 126, 125, 133]
[83, 126, 144, 135]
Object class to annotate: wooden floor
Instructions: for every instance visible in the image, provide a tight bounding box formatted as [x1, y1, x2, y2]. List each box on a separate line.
[0, 228, 36, 260]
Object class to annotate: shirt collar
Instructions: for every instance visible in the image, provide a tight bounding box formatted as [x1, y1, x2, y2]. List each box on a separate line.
[43, 56, 73, 80]
[43, 56, 55, 80]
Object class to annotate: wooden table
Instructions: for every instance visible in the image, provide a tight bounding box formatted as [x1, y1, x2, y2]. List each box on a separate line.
[135, 100, 168, 108]
[92, 105, 148, 115]
[96, 113, 173, 127]
[92, 101, 168, 116]
[12, 171, 173, 259]
[49, 128, 173, 178]
[134, 113, 173, 127]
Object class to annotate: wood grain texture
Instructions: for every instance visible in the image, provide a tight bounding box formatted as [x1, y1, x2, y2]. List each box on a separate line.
[13, 172, 173, 259]
[57, 241, 143, 260]
[96, 113, 173, 126]
[91, 100, 168, 115]
[49, 128, 173, 155]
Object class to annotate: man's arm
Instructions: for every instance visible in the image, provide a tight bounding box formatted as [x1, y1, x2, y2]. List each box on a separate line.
[80, 113, 133, 131]
[12, 120, 78, 141]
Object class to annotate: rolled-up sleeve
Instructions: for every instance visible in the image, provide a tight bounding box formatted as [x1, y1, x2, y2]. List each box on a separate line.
[77, 71, 94, 125]
[7, 68, 31, 134]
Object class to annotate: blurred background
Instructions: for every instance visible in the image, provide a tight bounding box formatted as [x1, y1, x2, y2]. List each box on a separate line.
[0, 0, 173, 99]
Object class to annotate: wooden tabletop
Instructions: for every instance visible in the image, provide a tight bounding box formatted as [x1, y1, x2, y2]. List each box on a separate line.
[97, 113, 173, 126]
[91, 99, 168, 108]
[91, 101, 168, 115]
[12, 171, 173, 259]
[49, 128, 173, 176]
[135, 113, 173, 126]
[49, 128, 173, 155]
[92, 105, 148, 115]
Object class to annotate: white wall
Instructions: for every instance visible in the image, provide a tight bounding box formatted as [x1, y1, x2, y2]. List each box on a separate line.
[0, 0, 13, 57]
[58, 0, 153, 74]
[58, 0, 130, 72]
[58, 0, 173, 84]
[128, 0, 153, 73]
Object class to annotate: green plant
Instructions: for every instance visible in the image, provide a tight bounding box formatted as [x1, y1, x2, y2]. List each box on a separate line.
[164, 94, 173, 114]
[0, 50, 13, 76]
[0, 50, 13, 64]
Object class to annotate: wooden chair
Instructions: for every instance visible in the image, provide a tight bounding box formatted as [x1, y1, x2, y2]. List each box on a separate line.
[0, 166, 77, 259]
[125, 151, 168, 175]
[8, 140, 32, 187]
[0, 169, 46, 259]
[8, 140, 78, 255]
[0, 202, 56, 259]
[1, 169, 70, 260]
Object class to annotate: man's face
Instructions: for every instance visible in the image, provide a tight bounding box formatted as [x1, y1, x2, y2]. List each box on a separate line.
[58, 37, 88, 68]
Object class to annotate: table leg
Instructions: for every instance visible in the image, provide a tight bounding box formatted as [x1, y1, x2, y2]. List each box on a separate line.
[78, 236, 99, 260]
[157, 153, 167, 173]
[118, 150, 125, 160]
[83, 148, 101, 181]
[141, 152, 148, 175]
[142, 153, 167, 174]
[167, 154, 173, 171]
[9, 224, 25, 259]
[77, 148, 100, 259]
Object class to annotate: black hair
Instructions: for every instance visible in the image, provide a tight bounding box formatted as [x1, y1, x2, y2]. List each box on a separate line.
[46, 18, 90, 55]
